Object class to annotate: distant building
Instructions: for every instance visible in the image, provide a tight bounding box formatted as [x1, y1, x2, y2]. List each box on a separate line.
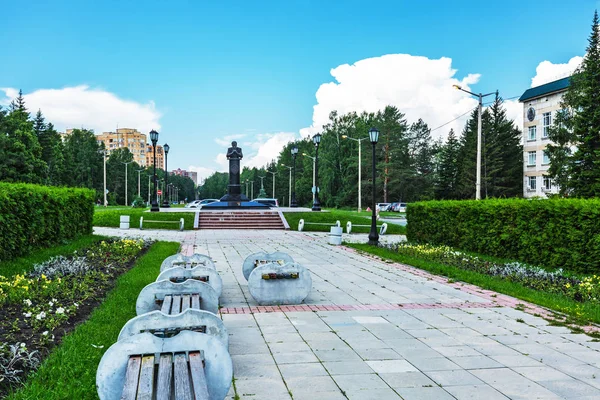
[96, 128, 148, 167]
[518, 77, 570, 198]
[146, 144, 165, 170]
[171, 168, 198, 185]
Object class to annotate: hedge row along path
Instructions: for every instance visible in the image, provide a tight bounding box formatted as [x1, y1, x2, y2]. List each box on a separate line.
[92, 227, 600, 399]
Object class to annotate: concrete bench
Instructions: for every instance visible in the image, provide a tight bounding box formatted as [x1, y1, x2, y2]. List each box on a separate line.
[247, 262, 312, 306]
[242, 251, 294, 281]
[160, 253, 215, 273]
[346, 221, 388, 235]
[157, 265, 223, 298]
[139, 216, 185, 231]
[297, 219, 340, 231]
[118, 309, 228, 347]
[96, 331, 232, 400]
[136, 280, 219, 316]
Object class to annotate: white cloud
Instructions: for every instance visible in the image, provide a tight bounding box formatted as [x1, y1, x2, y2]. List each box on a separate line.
[0, 85, 161, 134]
[189, 131, 298, 180]
[530, 56, 582, 88]
[300, 54, 481, 141]
[215, 134, 248, 147]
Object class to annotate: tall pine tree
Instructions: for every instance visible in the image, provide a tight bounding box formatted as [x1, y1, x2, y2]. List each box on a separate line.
[547, 11, 600, 197]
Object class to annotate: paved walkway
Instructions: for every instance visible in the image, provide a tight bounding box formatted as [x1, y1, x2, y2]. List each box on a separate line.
[95, 227, 600, 399]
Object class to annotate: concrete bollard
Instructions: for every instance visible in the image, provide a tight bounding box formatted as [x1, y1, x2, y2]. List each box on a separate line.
[247, 262, 312, 306]
[119, 215, 130, 230]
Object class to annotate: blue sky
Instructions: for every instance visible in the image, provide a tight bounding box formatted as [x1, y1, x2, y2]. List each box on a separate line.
[1, 0, 596, 179]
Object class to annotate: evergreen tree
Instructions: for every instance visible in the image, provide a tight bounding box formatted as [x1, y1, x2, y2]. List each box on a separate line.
[455, 110, 479, 199]
[436, 129, 461, 199]
[63, 129, 103, 190]
[547, 11, 600, 197]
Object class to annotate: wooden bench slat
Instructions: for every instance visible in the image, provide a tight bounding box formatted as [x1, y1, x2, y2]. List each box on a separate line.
[161, 295, 173, 314]
[189, 351, 209, 399]
[191, 294, 200, 310]
[136, 355, 155, 400]
[171, 295, 182, 314]
[155, 353, 173, 400]
[181, 294, 191, 312]
[120, 355, 142, 400]
[174, 353, 193, 400]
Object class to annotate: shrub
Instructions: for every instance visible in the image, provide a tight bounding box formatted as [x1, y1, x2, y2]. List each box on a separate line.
[407, 198, 600, 274]
[0, 183, 94, 263]
[131, 196, 146, 208]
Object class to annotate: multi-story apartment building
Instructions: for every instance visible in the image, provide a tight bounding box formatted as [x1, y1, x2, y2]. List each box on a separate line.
[96, 128, 148, 167]
[171, 168, 198, 185]
[518, 77, 569, 198]
[146, 144, 165, 170]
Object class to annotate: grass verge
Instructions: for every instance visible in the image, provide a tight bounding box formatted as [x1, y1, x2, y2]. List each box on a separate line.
[93, 208, 196, 230]
[348, 243, 600, 325]
[284, 210, 406, 235]
[0, 235, 105, 278]
[7, 241, 180, 400]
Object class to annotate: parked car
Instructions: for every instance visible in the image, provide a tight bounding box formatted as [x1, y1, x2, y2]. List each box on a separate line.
[397, 202, 407, 213]
[388, 202, 399, 212]
[186, 198, 219, 208]
[252, 198, 279, 207]
[376, 203, 390, 212]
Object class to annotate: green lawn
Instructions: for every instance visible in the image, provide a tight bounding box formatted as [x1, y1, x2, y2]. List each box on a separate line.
[348, 243, 600, 326]
[284, 209, 406, 235]
[7, 241, 180, 400]
[93, 208, 196, 230]
[0, 235, 105, 278]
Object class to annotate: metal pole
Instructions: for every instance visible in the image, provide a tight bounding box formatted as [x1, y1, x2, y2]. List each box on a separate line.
[288, 167, 292, 207]
[312, 145, 321, 211]
[151, 143, 159, 212]
[291, 154, 297, 207]
[137, 170, 142, 198]
[148, 174, 151, 206]
[103, 150, 107, 207]
[476, 94, 482, 200]
[273, 173, 275, 199]
[368, 141, 379, 245]
[312, 157, 316, 204]
[358, 141, 362, 212]
[251, 181, 254, 199]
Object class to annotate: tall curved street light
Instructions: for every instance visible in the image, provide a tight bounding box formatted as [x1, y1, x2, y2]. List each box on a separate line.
[291, 145, 298, 207]
[368, 127, 380, 246]
[267, 170, 277, 199]
[312, 133, 322, 211]
[281, 165, 293, 207]
[150, 130, 160, 212]
[122, 161, 133, 206]
[162, 143, 170, 207]
[342, 134, 369, 212]
[452, 84, 497, 200]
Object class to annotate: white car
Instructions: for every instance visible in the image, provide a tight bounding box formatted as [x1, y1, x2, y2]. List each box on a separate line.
[186, 199, 219, 208]
[376, 203, 390, 212]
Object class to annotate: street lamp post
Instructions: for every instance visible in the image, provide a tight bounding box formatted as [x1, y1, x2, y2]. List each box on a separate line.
[368, 127, 380, 246]
[136, 169, 144, 198]
[150, 130, 160, 212]
[251, 181, 254, 199]
[162, 143, 170, 207]
[453, 85, 497, 200]
[267, 170, 277, 199]
[122, 161, 133, 206]
[342, 135, 368, 212]
[312, 133, 322, 211]
[99, 149, 107, 207]
[302, 153, 316, 204]
[282, 165, 292, 207]
[291, 145, 298, 207]
[245, 179, 249, 197]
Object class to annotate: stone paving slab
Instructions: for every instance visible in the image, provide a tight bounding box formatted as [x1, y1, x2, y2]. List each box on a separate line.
[94, 227, 600, 399]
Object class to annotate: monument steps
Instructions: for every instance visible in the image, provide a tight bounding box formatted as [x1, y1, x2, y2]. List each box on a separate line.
[198, 211, 286, 230]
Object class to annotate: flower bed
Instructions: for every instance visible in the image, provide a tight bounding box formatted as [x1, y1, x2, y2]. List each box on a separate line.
[0, 238, 150, 395]
[383, 242, 600, 304]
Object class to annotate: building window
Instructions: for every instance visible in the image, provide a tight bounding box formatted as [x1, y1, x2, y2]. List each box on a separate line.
[543, 176, 552, 191]
[543, 112, 551, 138]
[542, 151, 550, 165]
[528, 176, 537, 191]
[528, 126, 537, 141]
[528, 151, 536, 166]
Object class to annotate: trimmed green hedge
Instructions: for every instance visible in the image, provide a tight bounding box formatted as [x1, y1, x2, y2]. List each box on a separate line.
[93, 209, 196, 230]
[0, 183, 94, 262]
[407, 199, 600, 274]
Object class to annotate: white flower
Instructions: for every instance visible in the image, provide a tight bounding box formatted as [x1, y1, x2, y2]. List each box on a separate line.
[52, 298, 57, 302]
[55, 307, 65, 315]
[24, 312, 32, 318]
[36, 311, 46, 320]
[48, 301, 54, 307]
[42, 331, 49, 336]
[73, 303, 79, 308]
[23, 299, 32, 307]
[20, 343, 25, 348]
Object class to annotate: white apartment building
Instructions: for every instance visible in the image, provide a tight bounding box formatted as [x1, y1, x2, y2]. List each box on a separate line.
[518, 77, 569, 198]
